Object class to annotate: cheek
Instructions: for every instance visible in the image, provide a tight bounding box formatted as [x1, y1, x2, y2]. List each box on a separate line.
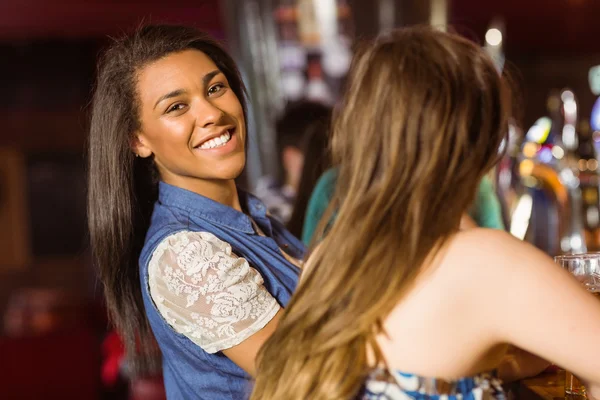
[222, 92, 245, 121]
[235, 111, 247, 143]
[164, 117, 194, 137]
[150, 119, 194, 149]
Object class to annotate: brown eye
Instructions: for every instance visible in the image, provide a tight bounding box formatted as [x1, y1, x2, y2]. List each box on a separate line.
[208, 83, 225, 96]
[166, 103, 186, 113]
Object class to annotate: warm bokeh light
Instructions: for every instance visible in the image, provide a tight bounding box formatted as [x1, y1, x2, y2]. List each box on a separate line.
[552, 146, 565, 159]
[523, 142, 540, 158]
[519, 159, 535, 176]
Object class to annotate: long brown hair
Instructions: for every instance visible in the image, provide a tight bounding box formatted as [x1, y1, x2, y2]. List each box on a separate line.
[252, 26, 507, 399]
[87, 24, 246, 374]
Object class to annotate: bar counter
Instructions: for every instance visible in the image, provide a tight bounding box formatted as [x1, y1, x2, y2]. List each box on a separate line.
[518, 368, 565, 400]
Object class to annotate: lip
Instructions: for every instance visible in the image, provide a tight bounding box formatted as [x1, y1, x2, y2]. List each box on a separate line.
[193, 126, 236, 148]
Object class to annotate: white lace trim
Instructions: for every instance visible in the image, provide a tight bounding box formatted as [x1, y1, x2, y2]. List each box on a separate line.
[148, 231, 281, 354]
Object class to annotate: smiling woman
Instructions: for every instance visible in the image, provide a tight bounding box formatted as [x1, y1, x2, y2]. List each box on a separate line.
[87, 24, 305, 400]
[134, 50, 247, 196]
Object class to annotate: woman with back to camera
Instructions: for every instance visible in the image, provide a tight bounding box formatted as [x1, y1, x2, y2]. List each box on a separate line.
[252, 27, 600, 400]
[87, 24, 304, 399]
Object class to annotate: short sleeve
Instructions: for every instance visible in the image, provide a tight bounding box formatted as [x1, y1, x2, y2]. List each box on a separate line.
[147, 231, 281, 354]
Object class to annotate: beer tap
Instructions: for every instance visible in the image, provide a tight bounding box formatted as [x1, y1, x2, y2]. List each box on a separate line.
[579, 66, 600, 250]
[495, 120, 523, 231]
[509, 89, 587, 255]
[553, 89, 587, 254]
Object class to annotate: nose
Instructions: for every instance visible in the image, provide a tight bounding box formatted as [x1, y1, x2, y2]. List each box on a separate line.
[194, 98, 224, 128]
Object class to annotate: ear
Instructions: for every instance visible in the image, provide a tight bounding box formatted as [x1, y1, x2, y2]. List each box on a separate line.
[131, 133, 153, 158]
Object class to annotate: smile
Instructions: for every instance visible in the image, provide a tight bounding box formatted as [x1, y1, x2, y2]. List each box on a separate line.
[197, 130, 233, 150]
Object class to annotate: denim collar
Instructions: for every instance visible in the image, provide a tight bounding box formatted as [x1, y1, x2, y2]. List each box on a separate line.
[158, 181, 268, 234]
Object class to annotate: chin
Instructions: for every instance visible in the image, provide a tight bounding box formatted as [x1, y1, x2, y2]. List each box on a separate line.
[214, 154, 246, 180]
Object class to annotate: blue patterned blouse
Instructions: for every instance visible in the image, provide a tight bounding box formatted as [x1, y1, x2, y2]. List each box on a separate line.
[361, 368, 505, 400]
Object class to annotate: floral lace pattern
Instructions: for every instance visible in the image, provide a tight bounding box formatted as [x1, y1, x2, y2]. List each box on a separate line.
[148, 231, 281, 354]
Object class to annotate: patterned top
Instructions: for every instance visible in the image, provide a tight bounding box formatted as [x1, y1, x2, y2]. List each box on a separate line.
[361, 368, 506, 400]
[148, 231, 281, 354]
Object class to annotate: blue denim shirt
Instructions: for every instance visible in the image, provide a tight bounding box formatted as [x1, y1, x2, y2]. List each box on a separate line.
[139, 182, 304, 399]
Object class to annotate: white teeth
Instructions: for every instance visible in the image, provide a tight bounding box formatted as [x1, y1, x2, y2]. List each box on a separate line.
[198, 131, 232, 149]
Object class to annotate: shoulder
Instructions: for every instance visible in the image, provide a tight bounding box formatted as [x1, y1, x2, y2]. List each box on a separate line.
[149, 231, 272, 301]
[147, 231, 281, 354]
[446, 228, 515, 259]
[386, 229, 556, 336]
[471, 177, 505, 230]
[436, 228, 557, 300]
[477, 175, 495, 194]
[150, 230, 233, 268]
[302, 169, 339, 243]
[140, 210, 191, 267]
[474, 177, 500, 207]
[306, 168, 339, 217]
[445, 228, 546, 271]
[158, 230, 228, 247]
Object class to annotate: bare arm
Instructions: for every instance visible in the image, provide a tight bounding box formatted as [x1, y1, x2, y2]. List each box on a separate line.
[480, 231, 600, 386]
[223, 310, 282, 376]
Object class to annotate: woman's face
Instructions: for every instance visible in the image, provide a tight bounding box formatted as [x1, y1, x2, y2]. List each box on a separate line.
[134, 49, 246, 191]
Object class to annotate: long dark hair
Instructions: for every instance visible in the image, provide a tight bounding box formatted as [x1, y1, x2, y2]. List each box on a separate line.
[286, 105, 332, 238]
[87, 24, 247, 373]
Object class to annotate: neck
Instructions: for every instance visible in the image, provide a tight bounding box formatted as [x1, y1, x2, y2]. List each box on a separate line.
[163, 174, 242, 212]
[285, 173, 300, 192]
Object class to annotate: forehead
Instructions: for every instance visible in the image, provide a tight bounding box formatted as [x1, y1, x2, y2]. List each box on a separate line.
[136, 49, 221, 101]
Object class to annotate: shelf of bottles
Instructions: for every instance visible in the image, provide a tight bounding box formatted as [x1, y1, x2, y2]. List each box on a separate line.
[273, 0, 354, 104]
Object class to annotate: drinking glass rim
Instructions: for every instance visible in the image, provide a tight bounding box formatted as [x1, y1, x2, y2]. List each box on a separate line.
[554, 252, 600, 261]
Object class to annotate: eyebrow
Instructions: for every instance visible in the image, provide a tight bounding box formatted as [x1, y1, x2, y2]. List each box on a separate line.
[202, 69, 222, 87]
[153, 70, 223, 110]
[153, 89, 187, 110]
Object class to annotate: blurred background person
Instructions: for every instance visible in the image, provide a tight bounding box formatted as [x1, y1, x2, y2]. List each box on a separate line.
[303, 166, 504, 244]
[285, 104, 333, 238]
[254, 100, 332, 226]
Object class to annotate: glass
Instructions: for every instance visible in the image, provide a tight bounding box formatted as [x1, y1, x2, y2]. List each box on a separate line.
[554, 253, 600, 398]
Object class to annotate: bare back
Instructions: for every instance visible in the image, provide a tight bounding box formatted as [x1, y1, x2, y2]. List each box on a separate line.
[376, 228, 600, 385]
